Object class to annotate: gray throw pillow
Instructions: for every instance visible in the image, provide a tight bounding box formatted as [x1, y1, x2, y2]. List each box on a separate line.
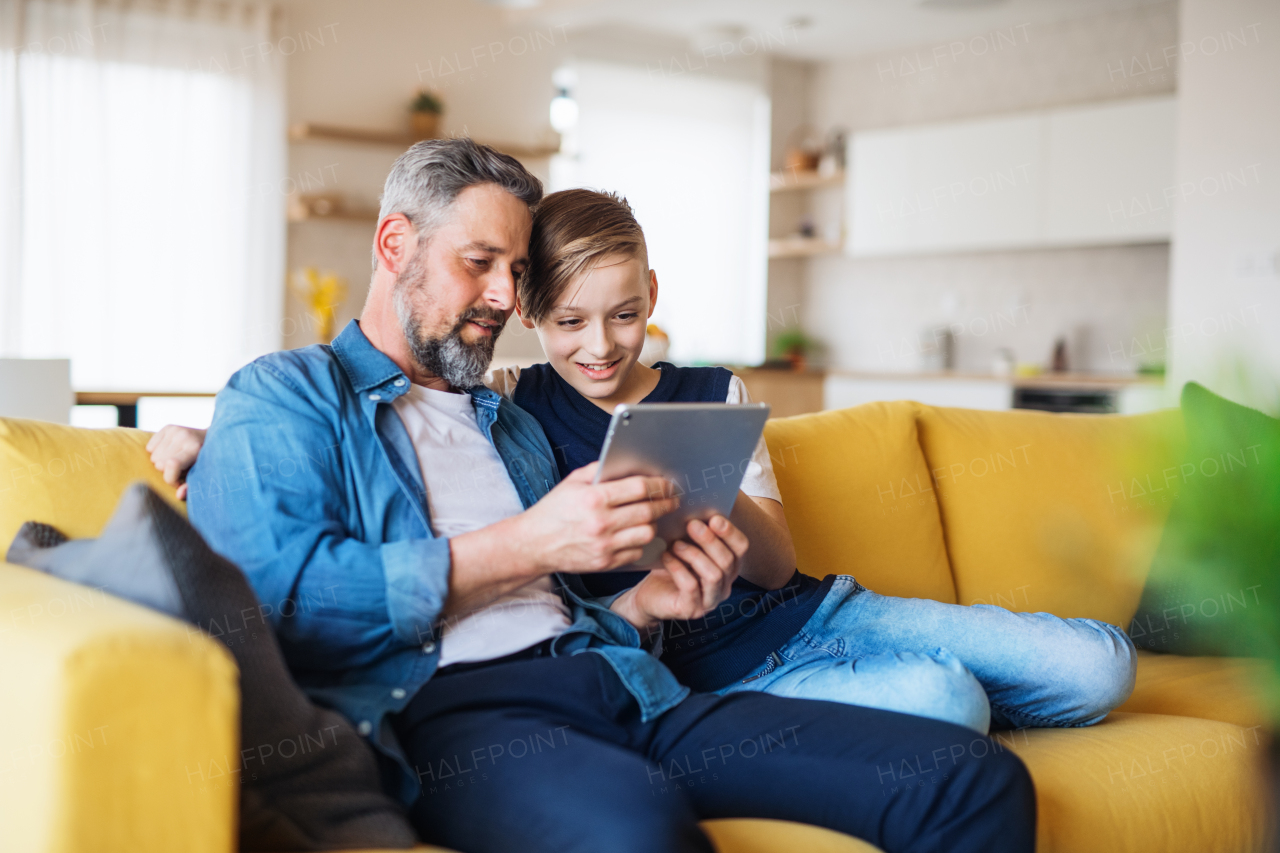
[6, 483, 417, 852]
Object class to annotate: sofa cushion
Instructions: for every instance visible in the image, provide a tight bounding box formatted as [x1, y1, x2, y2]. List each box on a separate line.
[0, 560, 240, 853]
[1118, 651, 1276, 729]
[1007, 712, 1269, 853]
[702, 819, 881, 852]
[1130, 383, 1280, 656]
[764, 402, 956, 603]
[305, 819, 886, 853]
[914, 406, 1184, 626]
[0, 417, 180, 551]
[6, 484, 417, 852]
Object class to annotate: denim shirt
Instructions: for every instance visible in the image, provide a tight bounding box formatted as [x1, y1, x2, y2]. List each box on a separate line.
[187, 320, 689, 804]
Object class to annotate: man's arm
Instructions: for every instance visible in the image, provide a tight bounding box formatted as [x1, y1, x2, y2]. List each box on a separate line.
[446, 463, 678, 616]
[189, 365, 696, 664]
[187, 363, 451, 672]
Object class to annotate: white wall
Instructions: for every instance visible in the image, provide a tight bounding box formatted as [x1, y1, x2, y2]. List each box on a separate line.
[800, 2, 1180, 375]
[1167, 0, 1280, 410]
[559, 61, 770, 366]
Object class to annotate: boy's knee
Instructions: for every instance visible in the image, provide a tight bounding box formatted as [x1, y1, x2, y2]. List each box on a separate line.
[1066, 621, 1138, 722]
[904, 651, 991, 733]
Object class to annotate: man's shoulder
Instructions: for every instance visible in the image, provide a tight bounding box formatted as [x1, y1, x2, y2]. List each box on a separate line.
[218, 344, 353, 427]
[230, 344, 345, 395]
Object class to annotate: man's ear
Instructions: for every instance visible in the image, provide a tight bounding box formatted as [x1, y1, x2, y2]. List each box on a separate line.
[647, 270, 659, 318]
[373, 213, 415, 275]
[515, 300, 537, 330]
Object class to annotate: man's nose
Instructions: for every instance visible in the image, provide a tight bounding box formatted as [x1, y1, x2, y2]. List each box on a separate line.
[483, 268, 517, 313]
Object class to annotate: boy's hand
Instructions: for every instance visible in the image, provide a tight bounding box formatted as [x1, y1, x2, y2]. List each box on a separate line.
[610, 515, 748, 635]
[145, 425, 207, 501]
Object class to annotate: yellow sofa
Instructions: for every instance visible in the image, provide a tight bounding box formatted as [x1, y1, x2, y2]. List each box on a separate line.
[0, 403, 1271, 853]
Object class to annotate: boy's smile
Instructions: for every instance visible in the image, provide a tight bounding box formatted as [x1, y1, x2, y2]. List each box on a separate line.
[575, 357, 623, 380]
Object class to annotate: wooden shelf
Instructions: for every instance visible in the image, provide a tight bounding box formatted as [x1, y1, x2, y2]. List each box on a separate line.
[768, 236, 842, 259]
[287, 206, 380, 224]
[770, 168, 844, 192]
[76, 391, 216, 406]
[288, 122, 560, 159]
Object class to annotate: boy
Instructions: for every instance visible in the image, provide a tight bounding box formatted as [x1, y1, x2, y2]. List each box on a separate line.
[150, 188, 1137, 733]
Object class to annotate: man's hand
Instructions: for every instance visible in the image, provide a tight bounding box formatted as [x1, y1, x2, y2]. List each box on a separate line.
[447, 462, 680, 616]
[512, 461, 680, 574]
[610, 515, 748, 635]
[145, 425, 207, 501]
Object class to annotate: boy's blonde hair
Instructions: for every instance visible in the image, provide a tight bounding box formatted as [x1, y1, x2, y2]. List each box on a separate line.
[518, 188, 648, 322]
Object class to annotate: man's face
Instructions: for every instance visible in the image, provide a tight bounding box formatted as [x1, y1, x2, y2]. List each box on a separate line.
[394, 183, 532, 388]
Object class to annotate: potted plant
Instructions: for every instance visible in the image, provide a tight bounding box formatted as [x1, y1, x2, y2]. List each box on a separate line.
[409, 90, 444, 140]
[772, 328, 820, 372]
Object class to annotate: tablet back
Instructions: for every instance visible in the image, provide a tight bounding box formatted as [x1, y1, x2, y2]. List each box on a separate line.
[595, 402, 770, 564]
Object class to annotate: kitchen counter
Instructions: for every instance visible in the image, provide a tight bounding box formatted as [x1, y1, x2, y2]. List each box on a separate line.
[826, 370, 1163, 390]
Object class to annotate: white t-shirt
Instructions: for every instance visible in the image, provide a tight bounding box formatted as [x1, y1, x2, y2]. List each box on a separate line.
[485, 365, 783, 504]
[392, 383, 571, 668]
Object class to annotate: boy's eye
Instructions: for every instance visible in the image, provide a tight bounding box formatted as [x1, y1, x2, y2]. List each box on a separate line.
[616, 312, 638, 322]
[557, 318, 582, 328]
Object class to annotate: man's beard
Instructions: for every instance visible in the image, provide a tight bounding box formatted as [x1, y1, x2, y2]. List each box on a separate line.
[393, 252, 505, 389]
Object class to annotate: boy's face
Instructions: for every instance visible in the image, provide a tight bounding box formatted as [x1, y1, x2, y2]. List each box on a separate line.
[522, 253, 657, 401]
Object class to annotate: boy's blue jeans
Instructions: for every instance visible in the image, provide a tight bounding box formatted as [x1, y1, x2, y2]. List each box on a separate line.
[721, 577, 1137, 734]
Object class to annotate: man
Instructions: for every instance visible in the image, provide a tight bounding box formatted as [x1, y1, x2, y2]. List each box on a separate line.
[187, 138, 1035, 853]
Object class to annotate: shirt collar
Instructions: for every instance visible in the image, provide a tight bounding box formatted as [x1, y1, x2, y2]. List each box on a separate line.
[332, 320, 406, 395]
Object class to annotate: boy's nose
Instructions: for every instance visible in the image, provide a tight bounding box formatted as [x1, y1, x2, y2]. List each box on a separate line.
[584, 325, 614, 357]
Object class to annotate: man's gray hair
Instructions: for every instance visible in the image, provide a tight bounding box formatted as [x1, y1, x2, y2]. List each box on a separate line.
[375, 137, 543, 267]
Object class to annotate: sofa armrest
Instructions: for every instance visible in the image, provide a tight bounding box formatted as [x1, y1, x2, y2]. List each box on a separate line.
[0, 562, 239, 853]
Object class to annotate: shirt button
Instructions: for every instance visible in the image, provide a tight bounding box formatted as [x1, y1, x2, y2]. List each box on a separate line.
[422, 640, 436, 654]
[394, 378, 406, 387]
[368, 393, 382, 401]
[357, 720, 373, 736]
[391, 688, 407, 700]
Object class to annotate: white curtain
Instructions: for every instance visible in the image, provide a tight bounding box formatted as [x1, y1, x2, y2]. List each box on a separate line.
[0, 0, 284, 392]
[552, 61, 771, 367]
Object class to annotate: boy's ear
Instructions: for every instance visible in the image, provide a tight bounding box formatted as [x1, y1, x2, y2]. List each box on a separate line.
[647, 270, 659, 318]
[514, 300, 537, 330]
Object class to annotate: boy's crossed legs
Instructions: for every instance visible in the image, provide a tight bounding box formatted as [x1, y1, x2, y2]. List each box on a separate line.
[724, 577, 1137, 732]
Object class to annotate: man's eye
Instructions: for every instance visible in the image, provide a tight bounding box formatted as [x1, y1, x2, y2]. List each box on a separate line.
[467, 258, 490, 269]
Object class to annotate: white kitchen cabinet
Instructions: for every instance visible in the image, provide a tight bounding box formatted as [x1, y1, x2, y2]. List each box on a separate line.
[1044, 97, 1177, 245]
[847, 95, 1175, 256]
[824, 374, 1014, 411]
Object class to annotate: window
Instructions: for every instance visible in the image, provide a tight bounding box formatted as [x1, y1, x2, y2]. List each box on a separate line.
[0, 0, 285, 392]
[551, 60, 771, 366]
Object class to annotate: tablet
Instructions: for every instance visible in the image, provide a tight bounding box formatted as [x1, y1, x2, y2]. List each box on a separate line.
[593, 402, 770, 568]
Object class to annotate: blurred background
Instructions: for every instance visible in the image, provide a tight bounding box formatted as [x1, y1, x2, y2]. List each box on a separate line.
[0, 0, 1276, 428]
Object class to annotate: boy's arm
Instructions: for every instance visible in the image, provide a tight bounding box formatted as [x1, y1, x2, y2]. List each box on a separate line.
[730, 492, 796, 590]
[725, 376, 797, 589]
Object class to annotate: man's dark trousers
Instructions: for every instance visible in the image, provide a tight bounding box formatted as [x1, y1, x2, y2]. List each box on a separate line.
[393, 650, 1036, 853]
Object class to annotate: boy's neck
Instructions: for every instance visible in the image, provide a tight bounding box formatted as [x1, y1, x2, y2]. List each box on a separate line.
[583, 361, 661, 414]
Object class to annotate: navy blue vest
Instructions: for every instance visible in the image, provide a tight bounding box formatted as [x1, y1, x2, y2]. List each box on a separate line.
[512, 362, 829, 691]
